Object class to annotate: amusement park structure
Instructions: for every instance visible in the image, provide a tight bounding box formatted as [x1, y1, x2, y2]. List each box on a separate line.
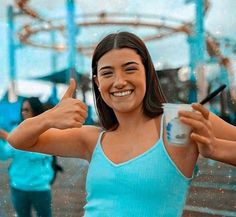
[1, 3, 236, 216]
[6, 0, 236, 106]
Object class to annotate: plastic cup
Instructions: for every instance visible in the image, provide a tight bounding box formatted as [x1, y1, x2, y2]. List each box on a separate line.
[162, 103, 193, 146]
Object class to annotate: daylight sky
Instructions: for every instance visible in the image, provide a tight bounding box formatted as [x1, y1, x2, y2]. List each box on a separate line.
[0, 0, 236, 101]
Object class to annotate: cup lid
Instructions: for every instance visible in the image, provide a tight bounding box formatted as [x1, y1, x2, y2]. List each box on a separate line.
[162, 103, 192, 109]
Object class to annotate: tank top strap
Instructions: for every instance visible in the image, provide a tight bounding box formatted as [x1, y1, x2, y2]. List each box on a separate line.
[98, 130, 106, 144]
[92, 130, 106, 155]
[159, 114, 164, 140]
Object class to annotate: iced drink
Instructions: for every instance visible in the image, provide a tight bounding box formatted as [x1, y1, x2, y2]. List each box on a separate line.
[162, 103, 193, 146]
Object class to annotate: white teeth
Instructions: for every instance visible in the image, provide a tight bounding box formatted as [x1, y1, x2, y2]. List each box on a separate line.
[112, 90, 132, 97]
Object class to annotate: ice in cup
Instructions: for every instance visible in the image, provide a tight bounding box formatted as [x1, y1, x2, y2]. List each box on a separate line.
[162, 103, 193, 146]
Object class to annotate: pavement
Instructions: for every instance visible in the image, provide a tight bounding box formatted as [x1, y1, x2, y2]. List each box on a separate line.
[0, 156, 236, 217]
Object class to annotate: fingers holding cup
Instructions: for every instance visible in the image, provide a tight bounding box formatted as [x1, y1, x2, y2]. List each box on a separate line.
[191, 103, 210, 120]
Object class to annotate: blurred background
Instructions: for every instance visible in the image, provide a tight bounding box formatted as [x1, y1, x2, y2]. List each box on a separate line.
[0, 0, 236, 216]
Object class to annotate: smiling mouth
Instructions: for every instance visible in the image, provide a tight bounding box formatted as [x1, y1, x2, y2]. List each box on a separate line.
[111, 90, 133, 97]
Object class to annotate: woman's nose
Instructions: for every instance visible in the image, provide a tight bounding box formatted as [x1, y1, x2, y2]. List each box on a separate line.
[113, 73, 127, 88]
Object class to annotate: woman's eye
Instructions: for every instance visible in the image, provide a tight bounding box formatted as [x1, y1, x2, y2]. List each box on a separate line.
[125, 67, 137, 72]
[101, 71, 113, 77]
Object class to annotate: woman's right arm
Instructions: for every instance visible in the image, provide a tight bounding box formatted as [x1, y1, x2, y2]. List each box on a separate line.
[7, 79, 101, 160]
[0, 129, 13, 160]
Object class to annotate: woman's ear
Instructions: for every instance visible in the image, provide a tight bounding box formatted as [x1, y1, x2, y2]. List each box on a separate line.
[93, 75, 99, 88]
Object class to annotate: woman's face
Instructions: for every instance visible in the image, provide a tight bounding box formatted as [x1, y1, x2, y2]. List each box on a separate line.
[21, 101, 34, 120]
[96, 48, 146, 114]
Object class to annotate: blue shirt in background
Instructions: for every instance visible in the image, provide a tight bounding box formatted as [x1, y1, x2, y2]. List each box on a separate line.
[0, 139, 53, 191]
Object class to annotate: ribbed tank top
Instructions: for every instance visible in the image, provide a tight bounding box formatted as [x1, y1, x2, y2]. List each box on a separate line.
[84, 115, 192, 217]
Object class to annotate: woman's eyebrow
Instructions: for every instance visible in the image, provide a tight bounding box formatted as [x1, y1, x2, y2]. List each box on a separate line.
[99, 61, 139, 72]
[98, 66, 113, 72]
[122, 61, 139, 67]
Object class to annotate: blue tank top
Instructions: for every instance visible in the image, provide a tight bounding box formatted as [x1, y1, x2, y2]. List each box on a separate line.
[84, 115, 193, 217]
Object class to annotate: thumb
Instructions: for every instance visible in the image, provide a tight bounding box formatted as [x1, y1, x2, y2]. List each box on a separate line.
[61, 78, 76, 100]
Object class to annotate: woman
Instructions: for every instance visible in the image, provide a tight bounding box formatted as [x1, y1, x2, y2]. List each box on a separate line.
[0, 97, 53, 217]
[7, 32, 236, 217]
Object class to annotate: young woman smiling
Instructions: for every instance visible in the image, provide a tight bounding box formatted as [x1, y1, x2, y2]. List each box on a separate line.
[7, 32, 236, 217]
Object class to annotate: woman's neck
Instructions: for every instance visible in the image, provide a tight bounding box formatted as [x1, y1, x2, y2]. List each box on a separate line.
[114, 109, 151, 134]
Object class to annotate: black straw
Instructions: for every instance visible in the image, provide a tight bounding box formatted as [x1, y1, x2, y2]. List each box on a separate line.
[199, 84, 227, 105]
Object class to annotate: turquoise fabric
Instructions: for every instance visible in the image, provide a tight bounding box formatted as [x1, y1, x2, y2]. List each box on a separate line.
[84, 115, 193, 217]
[0, 139, 53, 191]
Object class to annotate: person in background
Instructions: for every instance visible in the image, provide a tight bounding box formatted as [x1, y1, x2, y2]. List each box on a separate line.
[0, 97, 54, 217]
[7, 32, 236, 217]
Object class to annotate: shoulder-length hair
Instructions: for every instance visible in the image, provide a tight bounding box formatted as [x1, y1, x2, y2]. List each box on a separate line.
[92, 31, 167, 130]
[20, 97, 44, 121]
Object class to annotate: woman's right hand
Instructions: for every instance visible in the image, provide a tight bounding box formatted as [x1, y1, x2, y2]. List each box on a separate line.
[0, 129, 8, 140]
[46, 79, 88, 130]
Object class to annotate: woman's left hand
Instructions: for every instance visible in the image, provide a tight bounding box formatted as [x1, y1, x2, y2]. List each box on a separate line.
[178, 103, 216, 158]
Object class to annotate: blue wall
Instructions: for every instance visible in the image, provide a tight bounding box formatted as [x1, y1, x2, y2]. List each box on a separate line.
[0, 101, 21, 131]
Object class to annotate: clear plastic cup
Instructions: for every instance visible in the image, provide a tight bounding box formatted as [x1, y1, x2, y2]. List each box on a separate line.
[162, 103, 193, 146]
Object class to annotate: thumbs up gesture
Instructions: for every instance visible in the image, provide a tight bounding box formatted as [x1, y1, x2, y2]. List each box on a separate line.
[48, 79, 88, 129]
[61, 78, 77, 100]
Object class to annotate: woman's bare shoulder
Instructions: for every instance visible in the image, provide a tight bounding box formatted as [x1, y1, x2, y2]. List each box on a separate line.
[79, 125, 103, 141]
[76, 125, 103, 156]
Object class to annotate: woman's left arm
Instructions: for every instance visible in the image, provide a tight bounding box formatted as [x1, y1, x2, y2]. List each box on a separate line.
[179, 103, 236, 166]
[208, 111, 236, 141]
[207, 138, 236, 166]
